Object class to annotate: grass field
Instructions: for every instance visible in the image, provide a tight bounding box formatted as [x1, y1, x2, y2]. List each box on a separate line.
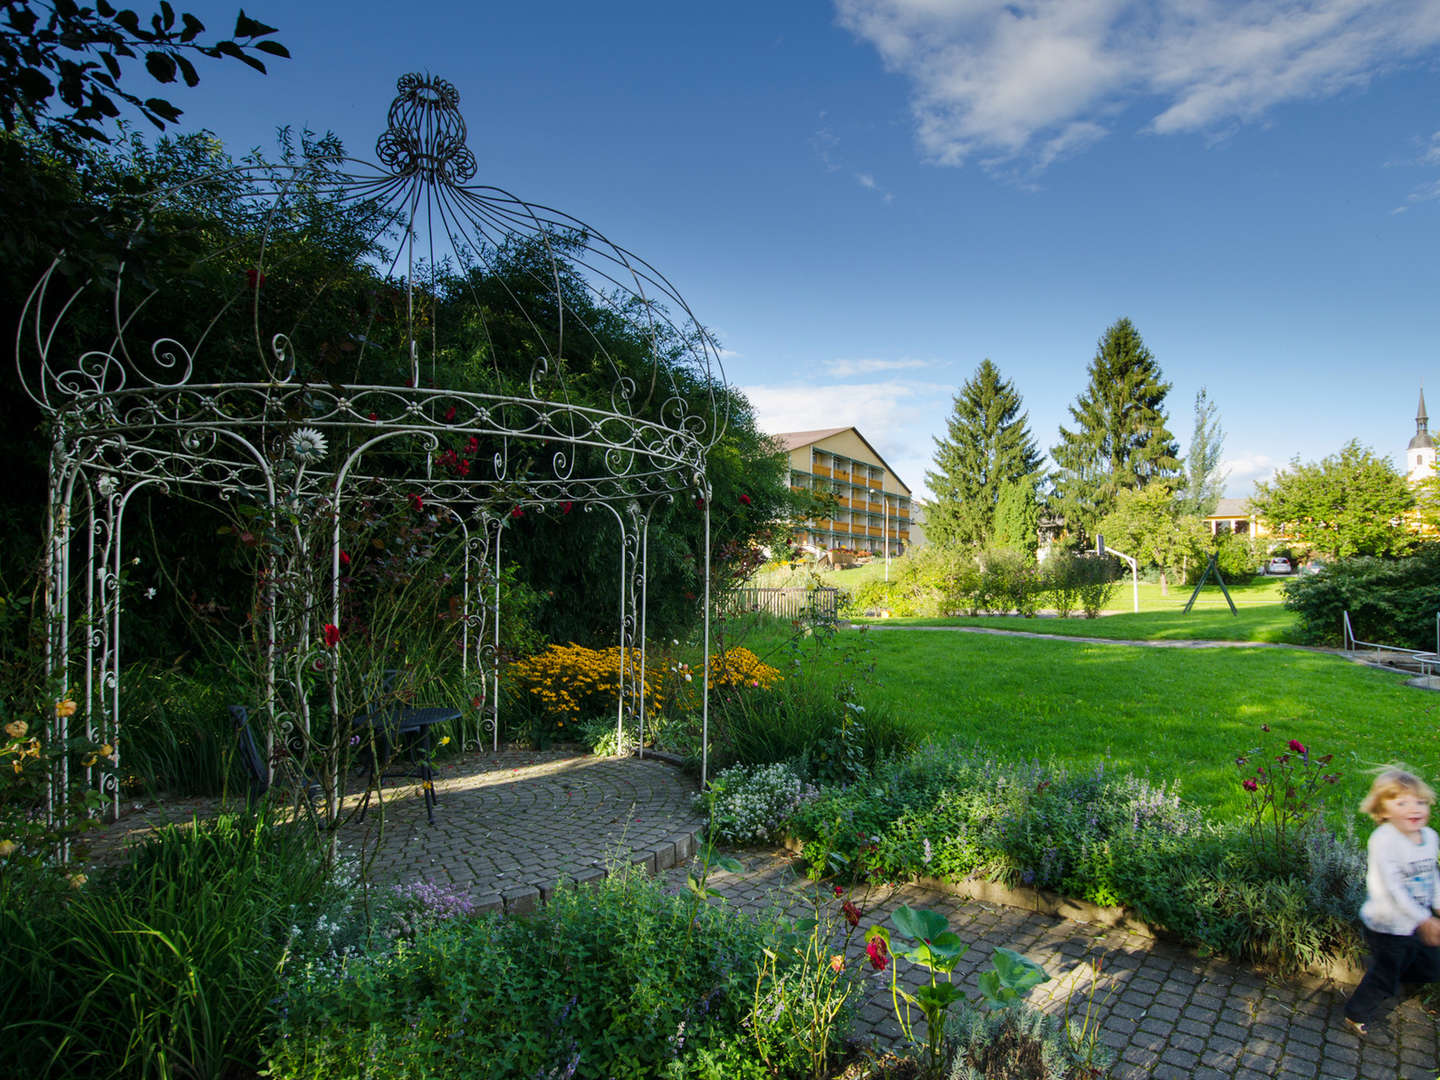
[720, 596, 1439, 826]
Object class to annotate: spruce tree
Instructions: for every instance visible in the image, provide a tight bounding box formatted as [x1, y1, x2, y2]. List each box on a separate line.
[1050, 318, 1180, 546]
[926, 359, 1042, 549]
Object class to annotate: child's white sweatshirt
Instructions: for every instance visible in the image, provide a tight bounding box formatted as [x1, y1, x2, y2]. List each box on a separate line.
[1360, 823, 1440, 936]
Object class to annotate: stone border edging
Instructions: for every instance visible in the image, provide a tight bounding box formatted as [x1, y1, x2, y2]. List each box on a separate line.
[781, 836, 1367, 987]
[471, 752, 705, 917]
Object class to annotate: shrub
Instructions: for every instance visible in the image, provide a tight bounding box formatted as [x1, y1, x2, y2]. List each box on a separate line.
[1282, 544, 1440, 648]
[975, 547, 1041, 616]
[1041, 551, 1116, 619]
[1040, 549, 1083, 618]
[1210, 531, 1259, 585]
[264, 864, 802, 1080]
[784, 741, 1364, 975]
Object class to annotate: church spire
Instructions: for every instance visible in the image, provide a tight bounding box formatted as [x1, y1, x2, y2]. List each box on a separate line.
[1410, 387, 1433, 451]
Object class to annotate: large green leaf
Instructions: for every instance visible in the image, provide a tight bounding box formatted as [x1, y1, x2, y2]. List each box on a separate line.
[892, 904, 947, 943]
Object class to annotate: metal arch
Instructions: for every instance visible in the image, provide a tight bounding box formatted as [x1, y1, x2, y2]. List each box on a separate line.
[21, 71, 725, 836]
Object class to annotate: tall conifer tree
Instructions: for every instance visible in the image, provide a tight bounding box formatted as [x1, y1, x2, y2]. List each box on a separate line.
[926, 359, 1041, 549]
[1050, 318, 1180, 546]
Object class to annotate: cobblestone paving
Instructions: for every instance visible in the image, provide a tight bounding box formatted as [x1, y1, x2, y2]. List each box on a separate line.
[684, 850, 1440, 1080]
[87, 750, 1438, 1078]
[87, 749, 707, 914]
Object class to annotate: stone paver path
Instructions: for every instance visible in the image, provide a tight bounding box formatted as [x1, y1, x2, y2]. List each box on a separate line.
[85, 749, 1438, 1078]
[685, 850, 1439, 1080]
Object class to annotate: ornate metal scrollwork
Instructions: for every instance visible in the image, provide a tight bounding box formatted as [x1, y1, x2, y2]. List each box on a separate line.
[22, 70, 726, 833]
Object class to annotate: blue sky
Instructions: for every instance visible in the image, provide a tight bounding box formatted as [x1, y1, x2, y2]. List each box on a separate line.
[126, 1, 1440, 501]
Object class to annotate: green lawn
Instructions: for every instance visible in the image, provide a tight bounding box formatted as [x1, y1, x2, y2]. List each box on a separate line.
[719, 607, 1439, 825]
[857, 587, 1302, 643]
[857, 630, 1437, 822]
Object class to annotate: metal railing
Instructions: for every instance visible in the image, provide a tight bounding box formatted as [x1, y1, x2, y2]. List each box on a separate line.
[723, 586, 839, 622]
[1342, 611, 1440, 675]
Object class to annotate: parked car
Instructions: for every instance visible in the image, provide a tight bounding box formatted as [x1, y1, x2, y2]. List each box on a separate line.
[1265, 557, 1292, 575]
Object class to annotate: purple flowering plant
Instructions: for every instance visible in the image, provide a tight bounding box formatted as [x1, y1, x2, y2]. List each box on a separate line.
[1235, 725, 1340, 864]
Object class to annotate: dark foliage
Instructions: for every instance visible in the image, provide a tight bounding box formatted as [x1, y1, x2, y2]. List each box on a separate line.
[1281, 545, 1440, 649]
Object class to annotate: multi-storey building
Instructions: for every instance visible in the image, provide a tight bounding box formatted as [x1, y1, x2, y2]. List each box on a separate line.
[771, 427, 912, 556]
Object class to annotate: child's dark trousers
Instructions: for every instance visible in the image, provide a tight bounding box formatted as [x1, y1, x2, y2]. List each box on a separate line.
[1345, 928, 1440, 1023]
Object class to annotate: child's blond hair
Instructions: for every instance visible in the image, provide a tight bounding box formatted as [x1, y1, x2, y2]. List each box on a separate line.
[1359, 768, 1437, 823]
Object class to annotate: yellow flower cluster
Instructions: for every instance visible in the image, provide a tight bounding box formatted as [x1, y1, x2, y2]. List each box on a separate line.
[507, 643, 781, 724]
[707, 646, 781, 690]
[508, 643, 665, 723]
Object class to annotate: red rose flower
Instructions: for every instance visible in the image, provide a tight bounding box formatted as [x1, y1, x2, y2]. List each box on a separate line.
[842, 900, 861, 928]
[408, 493, 424, 512]
[1242, 778, 1258, 792]
[739, 493, 752, 505]
[561, 501, 572, 514]
[444, 406, 456, 423]
[367, 412, 378, 421]
[511, 507, 524, 518]
[695, 497, 705, 509]
[322, 623, 341, 648]
[339, 550, 351, 566]
[1287, 739, 1306, 755]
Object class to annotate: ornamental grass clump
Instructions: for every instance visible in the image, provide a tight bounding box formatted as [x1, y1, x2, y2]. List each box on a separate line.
[0, 810, 340, 1080]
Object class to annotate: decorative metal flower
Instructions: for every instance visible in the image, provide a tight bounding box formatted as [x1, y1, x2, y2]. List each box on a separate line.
[289, 427, 328, 462]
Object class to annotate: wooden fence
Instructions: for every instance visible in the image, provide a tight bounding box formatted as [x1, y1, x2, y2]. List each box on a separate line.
[722, 586, 839, 622]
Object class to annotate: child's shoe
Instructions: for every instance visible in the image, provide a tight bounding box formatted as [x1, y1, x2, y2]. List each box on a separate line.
[1342, 1016, 1368, 1037]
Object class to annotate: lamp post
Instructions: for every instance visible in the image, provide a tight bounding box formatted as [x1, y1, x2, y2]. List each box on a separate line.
[883, 490, 890, 582]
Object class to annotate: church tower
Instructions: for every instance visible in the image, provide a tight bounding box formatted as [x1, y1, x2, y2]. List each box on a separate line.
[1406, 388, 1435, 486]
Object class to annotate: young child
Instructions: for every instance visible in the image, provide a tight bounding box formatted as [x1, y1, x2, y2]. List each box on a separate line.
[1343, 768, 1440, 1036]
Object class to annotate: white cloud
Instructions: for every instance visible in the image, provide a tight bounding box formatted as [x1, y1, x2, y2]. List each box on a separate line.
[1390, 131, 1440, 212]
[823, 356, 932, 376]
[743, 378, 946, 496]
[835, 0, 1440, 171]
[1220, 451, 1281, 495]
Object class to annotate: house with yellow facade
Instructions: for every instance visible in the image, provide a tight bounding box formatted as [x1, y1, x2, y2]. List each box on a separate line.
[771, 427, 912, 556]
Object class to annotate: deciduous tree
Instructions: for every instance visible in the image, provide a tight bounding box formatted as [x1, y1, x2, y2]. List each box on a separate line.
[925, 358, 1041, 550]
[1249, 440, 1416, 559]
[1, 1, 287, 159]
[1177, 387, 1226, 518]
[1051, 317, 1180, 546]
[1095, 484, 1206, 590]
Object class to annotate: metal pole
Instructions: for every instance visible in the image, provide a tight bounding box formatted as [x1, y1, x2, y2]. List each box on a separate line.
[884, 490, 889, 582]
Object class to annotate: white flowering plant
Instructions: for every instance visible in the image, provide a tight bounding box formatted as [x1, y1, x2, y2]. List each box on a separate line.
[698, 761, 816, 846]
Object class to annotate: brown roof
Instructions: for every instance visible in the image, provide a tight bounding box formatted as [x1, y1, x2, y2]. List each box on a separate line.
[1207, 497, 1253, 519]
[767, 426, 912, 496]
[769, 427, 851, 452]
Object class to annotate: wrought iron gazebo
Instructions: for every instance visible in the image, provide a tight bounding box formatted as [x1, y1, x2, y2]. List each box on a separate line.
[18, 73, 726, 829]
